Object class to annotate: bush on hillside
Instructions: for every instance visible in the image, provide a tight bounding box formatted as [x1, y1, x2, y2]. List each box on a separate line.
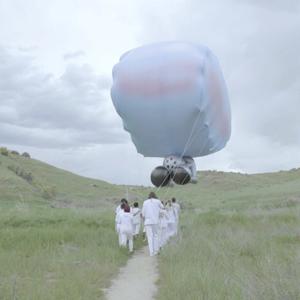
[22, 152, 31, 158]
[19, 170, 33, 183]
[41, 186, 57, 200]
[7, 165, 33, 183]
[11, 150, 20, 155]
[0, 147, 9, 156]
[7, 164, 18, 173]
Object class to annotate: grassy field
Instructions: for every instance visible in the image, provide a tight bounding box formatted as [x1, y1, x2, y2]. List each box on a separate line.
[156, 169, 300, 300]
[0, 206, 148, 300]
[0, 150, 133, 208]
[1, 149, 300, 299]
[0, 208, 127, 299]
[0, 150, 147, 299]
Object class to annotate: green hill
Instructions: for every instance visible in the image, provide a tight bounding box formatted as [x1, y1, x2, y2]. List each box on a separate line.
[1, 147, 300, 299]
[0, 149, 138, 209]
[156, 169, 300, 300]
[167, 168, 300, 211]
[1, 147, 299, 210]
[0, 148, 148, 300]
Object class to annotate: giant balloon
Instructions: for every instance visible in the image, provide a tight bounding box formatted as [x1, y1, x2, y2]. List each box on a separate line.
[111, 42, 231, 159]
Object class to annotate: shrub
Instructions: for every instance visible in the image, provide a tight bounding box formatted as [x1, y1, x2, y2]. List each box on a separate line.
[20, 171, 33, 183]
[7, 165, 33, 183]
[0, 147, 9, 156]
[22, 152, 31, 158]
[7, 165, 18, 173]
[11, 150, 20, 155]
[41, 186, 57, 199]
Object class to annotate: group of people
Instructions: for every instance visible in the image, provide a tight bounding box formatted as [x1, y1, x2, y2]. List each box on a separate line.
[115, 192, 180, 256]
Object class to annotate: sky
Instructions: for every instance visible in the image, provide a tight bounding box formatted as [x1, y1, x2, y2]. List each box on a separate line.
[0, 0, 299, 185]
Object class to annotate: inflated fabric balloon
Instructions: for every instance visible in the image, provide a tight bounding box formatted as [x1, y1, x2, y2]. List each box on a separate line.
[111, 42, 231, 186]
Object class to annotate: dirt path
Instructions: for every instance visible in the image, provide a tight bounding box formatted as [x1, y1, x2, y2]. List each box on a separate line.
[104, 246, 159, 300]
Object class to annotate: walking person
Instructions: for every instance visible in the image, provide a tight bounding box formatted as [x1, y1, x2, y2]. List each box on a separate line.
[166, 200, 176, 239]
[171, 197, 181, 235]
[115, 198, 127, 233]
[118, 205, 134, 252]
[159, 202, 169, 248]
[142, 192, 164, 256]
[131, 202, 141, 237]
[116, 203, 126, 246]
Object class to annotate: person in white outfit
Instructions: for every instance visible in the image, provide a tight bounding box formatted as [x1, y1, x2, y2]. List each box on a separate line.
[142, 192, 164, 256]
[116, 203, 126, 246]
[171, 197, 181, 235]
[115, 198, 127, 233]
[159, 202, 169, 248]
[166, 200, 176, 239]
[118, 205, 134, 252]
[131, 202, 141, 237]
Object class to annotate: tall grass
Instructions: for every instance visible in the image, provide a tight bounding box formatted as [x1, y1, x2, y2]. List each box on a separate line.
[0, 207, 137, 300]
[157, 207, 300, 300]
[1, 152, 299, 299]
[156, 169, 300, 299]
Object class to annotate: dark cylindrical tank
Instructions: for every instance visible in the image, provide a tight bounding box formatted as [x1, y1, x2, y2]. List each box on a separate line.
[151, 166, 171, 187]
[172, 166, 191, 185]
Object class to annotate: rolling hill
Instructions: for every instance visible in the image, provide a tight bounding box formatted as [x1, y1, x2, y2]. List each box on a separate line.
[1, 147, 300, 299]
[1, 147, 299, 210]
[0, 149, 139, 209]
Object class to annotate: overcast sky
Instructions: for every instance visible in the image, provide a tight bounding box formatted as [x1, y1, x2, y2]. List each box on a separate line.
[0, 0, 299, 185]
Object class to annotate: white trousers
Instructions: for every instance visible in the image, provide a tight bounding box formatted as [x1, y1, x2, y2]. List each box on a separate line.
[145, 224, 159, 256]
[133, 223, 141, 235]
[119, 230, 133, 252]
[167, 222, 176, 239]
[174, 219, 179, 235]
[116, 224, 122, 246]
[159, 226, 168, 248]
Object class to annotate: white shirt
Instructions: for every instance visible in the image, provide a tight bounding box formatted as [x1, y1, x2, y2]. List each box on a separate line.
[166, 205, 176, 223]
[118, 212, 134, 233]
[142, 198, 164, 225]
[159, 209, 169, 228]
[131, 207, 141, 225]
[115, 204, 121, 221]
[116, 209, 124, 224]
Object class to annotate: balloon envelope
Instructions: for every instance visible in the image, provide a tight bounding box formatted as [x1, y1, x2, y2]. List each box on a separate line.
[111, 42, 231, 158]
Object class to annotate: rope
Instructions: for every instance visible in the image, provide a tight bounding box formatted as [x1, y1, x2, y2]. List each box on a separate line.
[179, 110, 202, 160]
[155, 110, 202, 200]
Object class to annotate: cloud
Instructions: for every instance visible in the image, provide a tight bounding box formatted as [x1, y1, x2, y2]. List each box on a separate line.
[63, 50, 85, 60]
[0, 46, 128, 149]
